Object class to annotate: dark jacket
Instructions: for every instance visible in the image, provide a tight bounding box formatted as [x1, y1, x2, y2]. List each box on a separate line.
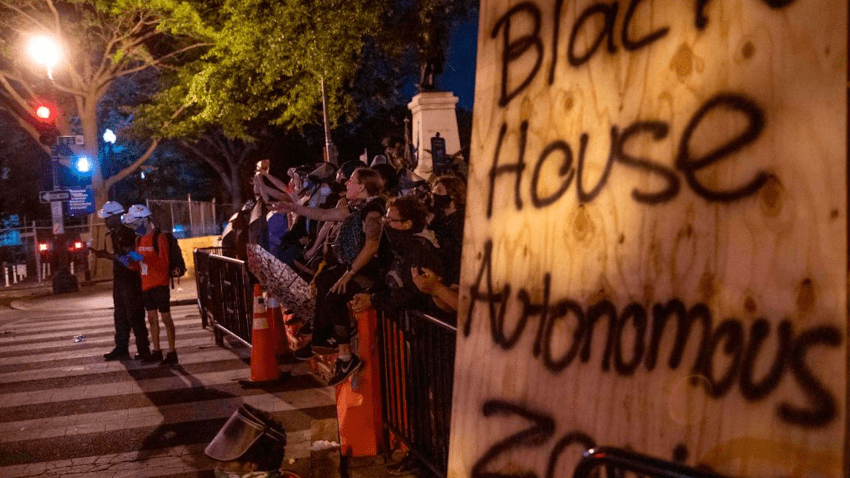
[372, 229, 443, 314]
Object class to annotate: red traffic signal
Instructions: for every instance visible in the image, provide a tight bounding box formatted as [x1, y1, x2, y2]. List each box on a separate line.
[34, 102, 56, 123]
[32, 101, 59, 145]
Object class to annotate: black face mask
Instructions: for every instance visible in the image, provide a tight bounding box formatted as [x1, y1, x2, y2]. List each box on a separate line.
[431, 193, 451, 211]
[384, 226, 414, 245]
[330, 181, 346, 194]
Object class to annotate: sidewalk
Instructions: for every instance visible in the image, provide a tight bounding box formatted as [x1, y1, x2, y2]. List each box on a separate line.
[7, 275, 198, 311]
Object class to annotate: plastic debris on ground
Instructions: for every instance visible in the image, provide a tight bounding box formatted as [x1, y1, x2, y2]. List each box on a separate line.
[310, 440, 340, 451]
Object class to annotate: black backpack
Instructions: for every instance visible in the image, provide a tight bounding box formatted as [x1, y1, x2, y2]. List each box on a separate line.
[153, 229, 187, 279]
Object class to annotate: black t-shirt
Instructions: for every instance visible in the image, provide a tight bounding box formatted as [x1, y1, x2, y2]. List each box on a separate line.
[109, 225, 142, 281]
[374, 230, 444, 315]
[432, 209, 464, 285]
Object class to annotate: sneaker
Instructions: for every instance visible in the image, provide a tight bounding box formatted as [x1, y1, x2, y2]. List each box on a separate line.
[296, 322, 313, 337]
[328, 354, 362, 386]
[293, 343, 315, 361]
[103, 349, 131, 361]
[141, 349, 164, 364]
[312, 337, 340, 355]
[160, 351, 179, 366]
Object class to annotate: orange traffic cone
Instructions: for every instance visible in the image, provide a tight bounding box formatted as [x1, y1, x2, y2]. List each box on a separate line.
[247, 284, 280, 383]
[266, 295, 289, 356]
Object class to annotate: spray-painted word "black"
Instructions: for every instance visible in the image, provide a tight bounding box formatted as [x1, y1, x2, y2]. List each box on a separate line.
[494, 0, 799, 106]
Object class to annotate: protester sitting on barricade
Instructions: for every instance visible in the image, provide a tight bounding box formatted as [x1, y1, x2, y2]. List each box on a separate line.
[349, 196, 444, 317]
[298, 160, 361, 281]
[272, 164, 341, 270]
[271, 167, 386, 386]
[428, 175, 466, 287]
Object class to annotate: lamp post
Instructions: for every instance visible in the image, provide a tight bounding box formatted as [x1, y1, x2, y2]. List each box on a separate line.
[103, 129, 115, 199]
[28, 36, 60, 80]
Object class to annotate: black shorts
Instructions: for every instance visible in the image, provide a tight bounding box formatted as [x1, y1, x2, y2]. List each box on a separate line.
[143, 285, 170, 313]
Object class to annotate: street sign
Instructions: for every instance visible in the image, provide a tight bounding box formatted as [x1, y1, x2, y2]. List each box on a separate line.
[67, 187, 95, 216]
[52, 142, 74, 158]
[51, 201, 64, 235]
[57, 135, 85, 146]
[39, 190, 72, 203]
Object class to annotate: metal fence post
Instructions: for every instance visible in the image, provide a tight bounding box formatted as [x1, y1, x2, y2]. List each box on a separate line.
[33, 221, 41, 285]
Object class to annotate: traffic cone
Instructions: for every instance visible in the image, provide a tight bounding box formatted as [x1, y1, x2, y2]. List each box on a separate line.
[266, 295, 289, 356]
[247, 284, 280, 384]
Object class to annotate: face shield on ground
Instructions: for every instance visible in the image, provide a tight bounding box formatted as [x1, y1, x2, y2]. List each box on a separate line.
[205, 404, 287, 467]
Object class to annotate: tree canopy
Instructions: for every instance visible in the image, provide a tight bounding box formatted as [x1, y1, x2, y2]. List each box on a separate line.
[0, 0, 213, 206]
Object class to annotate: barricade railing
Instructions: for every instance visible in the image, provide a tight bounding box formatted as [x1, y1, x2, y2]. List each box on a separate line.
[193, 247, 254, 347]
[573, 447, 731, 478]
[378, 309, 457, 478]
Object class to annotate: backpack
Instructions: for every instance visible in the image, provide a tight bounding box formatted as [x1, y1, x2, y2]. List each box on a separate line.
[153, 229, 187, 279]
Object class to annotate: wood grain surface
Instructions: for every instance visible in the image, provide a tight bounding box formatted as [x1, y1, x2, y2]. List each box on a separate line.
[449, 1, 847, 477]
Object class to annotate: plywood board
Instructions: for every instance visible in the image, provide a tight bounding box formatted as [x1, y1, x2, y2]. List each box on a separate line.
[449, 1, 847, 477]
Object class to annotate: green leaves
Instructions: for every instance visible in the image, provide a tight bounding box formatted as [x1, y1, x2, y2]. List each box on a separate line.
[157, 0, 389, 133]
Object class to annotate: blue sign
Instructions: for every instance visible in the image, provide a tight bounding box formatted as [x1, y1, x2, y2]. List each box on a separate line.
[67, 187, 95, 216]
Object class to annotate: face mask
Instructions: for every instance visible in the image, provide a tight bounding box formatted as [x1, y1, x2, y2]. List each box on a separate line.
[384, 226, 414, 244]
[330, 181, 346, 194]
[431, 193, 451, 211]
[133, 221, 148, 236]
[105, 215, 122, 230]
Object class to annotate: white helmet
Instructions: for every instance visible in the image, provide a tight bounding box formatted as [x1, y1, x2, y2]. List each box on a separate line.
[121, 204, 152, 225]
[97, 201, 124, 219]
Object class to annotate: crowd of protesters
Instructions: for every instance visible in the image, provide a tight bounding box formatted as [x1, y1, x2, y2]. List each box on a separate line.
[239, 137, 466, 387]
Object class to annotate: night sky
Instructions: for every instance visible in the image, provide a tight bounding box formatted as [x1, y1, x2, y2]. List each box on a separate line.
[401, 17, 478, 110]
[440, 17, 478, 110]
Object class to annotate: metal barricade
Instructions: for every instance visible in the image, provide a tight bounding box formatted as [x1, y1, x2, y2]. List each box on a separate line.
[573, 447, 732, 478]
[378, 309, 457, 478]
[193, 247, 254, 346]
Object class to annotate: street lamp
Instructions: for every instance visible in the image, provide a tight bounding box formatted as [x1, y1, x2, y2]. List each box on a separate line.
[103, 129, 116, 145]
[28, 36, 61, 79]
[103, 129, 116, 198]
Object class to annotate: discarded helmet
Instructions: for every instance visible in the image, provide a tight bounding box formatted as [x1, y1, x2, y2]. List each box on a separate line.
[97, 201, 124, 219]
[121, 204, 152, 225]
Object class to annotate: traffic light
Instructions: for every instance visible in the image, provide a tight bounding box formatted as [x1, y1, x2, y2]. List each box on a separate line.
[33, 101, 59, 146]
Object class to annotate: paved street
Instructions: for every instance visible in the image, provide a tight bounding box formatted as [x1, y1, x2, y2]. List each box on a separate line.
[0, 280, 339, 477]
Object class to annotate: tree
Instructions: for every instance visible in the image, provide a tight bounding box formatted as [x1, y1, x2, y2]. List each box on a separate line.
[0, 0, 212, 208]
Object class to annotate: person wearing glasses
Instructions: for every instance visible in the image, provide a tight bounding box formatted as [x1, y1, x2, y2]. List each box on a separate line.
[271, 167, 385, 386]
[350, 196, 444, 318]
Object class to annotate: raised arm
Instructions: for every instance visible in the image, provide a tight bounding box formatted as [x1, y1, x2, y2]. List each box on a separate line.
[271, 201, 350, 223]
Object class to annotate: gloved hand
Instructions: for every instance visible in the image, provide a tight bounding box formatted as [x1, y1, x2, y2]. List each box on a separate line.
[128, 251, 143, 261]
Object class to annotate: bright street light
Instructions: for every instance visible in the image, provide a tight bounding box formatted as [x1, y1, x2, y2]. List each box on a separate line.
[28, 36, 61, 79]
[74, 156, 91, 174]
[103, 129, 116, 144]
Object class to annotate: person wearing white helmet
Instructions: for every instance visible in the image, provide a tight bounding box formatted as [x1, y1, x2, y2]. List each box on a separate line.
[93, 201, 151, 361]
[122, 204, 178, 366]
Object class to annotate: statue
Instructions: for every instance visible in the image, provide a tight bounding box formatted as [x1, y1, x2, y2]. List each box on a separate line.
[419, 28, 445, 92]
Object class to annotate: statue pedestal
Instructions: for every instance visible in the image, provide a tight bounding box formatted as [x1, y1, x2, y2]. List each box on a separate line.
[408, 91, 461, 180]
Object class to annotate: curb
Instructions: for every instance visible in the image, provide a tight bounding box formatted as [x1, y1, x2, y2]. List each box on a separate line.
[8, 294, 198, 312]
